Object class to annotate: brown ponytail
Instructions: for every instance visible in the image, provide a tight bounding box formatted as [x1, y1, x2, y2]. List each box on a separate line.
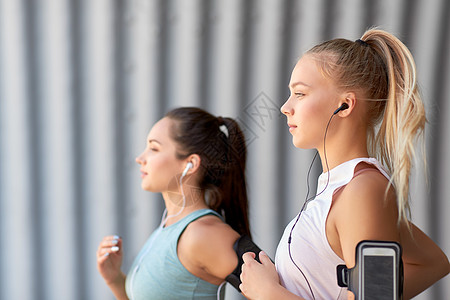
[166, 107, 251, 236]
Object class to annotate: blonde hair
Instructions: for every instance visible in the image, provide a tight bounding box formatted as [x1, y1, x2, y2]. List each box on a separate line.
[307, 28, 426, 224]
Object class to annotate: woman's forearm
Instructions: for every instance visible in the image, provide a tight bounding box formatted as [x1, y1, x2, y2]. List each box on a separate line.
[403, 260, 449, 299]
[401, 223, 450, 299]
[106, 272, 129, 300]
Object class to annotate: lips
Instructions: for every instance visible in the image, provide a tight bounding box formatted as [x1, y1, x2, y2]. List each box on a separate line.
[140, 169, 148, 178]
[288, 123, 297, 131]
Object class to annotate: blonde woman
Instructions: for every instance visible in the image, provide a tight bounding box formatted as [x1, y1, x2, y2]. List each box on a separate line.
[240, 29, 449, 299]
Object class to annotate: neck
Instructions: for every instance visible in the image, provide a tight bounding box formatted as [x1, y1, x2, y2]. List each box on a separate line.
[317, 121, 369, 172]
[161, 186, 208, 226]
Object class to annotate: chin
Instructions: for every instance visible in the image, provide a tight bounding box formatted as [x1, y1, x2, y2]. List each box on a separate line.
[141, 182, 154, 192]
[292, 138, 312, 150]
[292, 138, 303, 149]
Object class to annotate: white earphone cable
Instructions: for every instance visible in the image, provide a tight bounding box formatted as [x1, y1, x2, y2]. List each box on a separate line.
[161, 172, 187, 226]
[129, 171, 188, 299]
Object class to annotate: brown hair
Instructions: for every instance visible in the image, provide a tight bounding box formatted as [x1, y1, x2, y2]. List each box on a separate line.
[307, 28, 426, 224]
[166, 107, 251, 236]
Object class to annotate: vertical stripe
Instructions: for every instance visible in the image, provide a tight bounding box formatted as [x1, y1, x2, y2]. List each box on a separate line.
[0, 1, 448, 300]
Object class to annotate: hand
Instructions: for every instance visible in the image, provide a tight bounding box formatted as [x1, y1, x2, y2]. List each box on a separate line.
[239, 251, 280, 300]
[97, 235, 124, 285]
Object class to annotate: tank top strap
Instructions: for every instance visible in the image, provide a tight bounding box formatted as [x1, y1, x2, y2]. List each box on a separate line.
[168, 208, 222, 236]
[353, 166, 383, 178]
[331, 158, 390, 200]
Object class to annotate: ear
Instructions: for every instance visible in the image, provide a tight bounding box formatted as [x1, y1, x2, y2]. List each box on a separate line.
[183, 154, 201, 175]
[336, 92, 356, 117]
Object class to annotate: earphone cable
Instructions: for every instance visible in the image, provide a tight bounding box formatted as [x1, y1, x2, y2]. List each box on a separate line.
[161, 173, 187, 226]
[130, 173, 188, 299]
[287, 112, 337, 300]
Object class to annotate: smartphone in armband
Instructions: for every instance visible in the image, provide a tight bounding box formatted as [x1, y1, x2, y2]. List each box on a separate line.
[337, 240, 403, 300]
[225, 235, 272, 292]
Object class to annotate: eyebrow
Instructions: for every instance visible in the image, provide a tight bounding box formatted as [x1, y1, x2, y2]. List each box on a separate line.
[289, 81, 310, 89]
[149, 139, 162, 145]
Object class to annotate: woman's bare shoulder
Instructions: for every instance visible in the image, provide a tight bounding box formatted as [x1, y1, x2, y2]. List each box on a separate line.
[331, 165, 399, 266]
[179, 214, 240, 280]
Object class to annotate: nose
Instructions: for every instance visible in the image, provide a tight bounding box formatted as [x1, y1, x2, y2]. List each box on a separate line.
[136, 152, 146, 165]
[281, 96, 293, 116]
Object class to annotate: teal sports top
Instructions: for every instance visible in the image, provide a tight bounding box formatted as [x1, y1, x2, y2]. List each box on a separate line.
[125, 209, 222, 300]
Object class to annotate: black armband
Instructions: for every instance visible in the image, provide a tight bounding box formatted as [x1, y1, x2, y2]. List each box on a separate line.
[225, 235, 271, 292]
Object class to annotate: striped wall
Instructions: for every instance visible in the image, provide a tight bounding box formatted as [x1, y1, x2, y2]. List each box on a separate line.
[0, 0, 448, 299]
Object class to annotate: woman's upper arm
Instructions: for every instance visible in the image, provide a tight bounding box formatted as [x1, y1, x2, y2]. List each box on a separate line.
[333, 173, 449, 298]
[333, 173, 400, 268]
[182, 216, 240, 280]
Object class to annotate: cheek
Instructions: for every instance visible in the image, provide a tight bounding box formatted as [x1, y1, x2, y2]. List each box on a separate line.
[292, 107, 327, 148]
[143, 156, 180, 192]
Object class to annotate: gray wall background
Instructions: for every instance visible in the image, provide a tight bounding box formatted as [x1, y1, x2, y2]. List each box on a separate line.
[0, 0, 449, 299]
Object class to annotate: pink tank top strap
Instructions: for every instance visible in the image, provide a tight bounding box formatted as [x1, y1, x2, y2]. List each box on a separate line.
[332, 167, 383, 199]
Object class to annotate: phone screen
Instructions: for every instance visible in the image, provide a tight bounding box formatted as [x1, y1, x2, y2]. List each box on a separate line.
[363, 255, 394, 299]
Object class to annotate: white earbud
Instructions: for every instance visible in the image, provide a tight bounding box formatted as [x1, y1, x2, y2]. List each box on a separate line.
[182, 162, 193, 177]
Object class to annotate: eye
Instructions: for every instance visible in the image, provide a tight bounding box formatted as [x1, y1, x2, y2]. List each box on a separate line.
[295, 92, 305, 98]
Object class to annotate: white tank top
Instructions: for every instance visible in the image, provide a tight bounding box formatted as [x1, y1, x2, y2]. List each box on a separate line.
[275, 157, 390, 300]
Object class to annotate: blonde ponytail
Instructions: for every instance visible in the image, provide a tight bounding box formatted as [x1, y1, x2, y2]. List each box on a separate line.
[362, 29, 426, 224]
[307, 28, 426, 225]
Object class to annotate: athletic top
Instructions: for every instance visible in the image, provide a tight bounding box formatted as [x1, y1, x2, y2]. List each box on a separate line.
[275, 157, 390, 299]
[125, 209, 221, 300]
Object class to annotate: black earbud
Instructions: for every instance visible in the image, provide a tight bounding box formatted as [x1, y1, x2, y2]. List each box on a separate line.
[333, 103, 349, 115]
